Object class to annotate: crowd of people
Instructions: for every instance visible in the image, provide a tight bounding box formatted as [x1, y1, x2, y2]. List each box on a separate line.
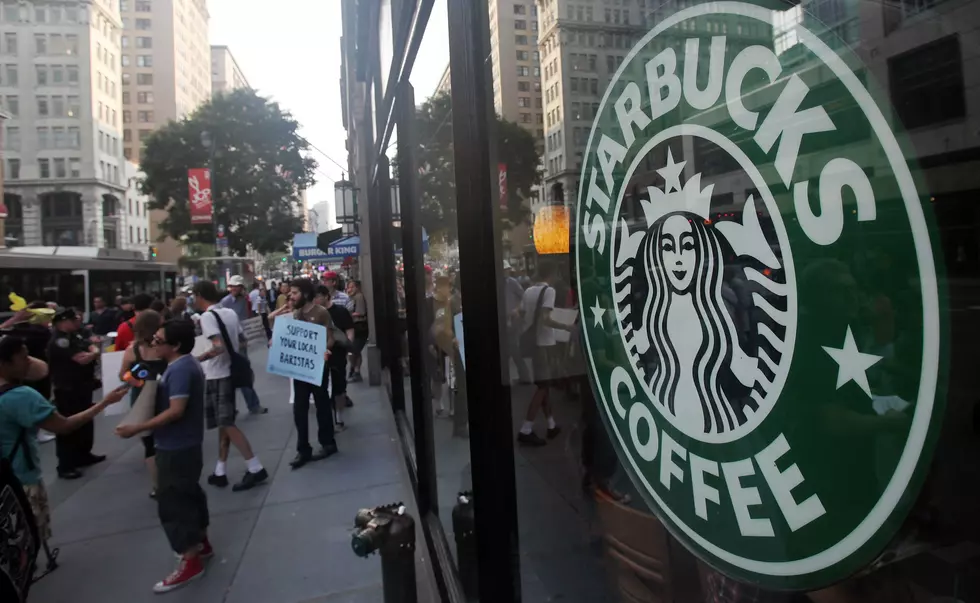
[0, 271, 369, 595]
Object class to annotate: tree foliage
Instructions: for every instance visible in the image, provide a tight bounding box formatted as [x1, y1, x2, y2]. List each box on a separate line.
[140, 89, 317, 256]
[414, 91, 541, 241]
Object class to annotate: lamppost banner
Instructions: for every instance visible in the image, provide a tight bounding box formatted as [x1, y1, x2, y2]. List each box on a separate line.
[188, 168, 213, 224]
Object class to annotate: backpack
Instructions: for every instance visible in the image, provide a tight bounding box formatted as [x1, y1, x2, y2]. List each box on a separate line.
[519, 286, 552, 358]
[208, 310, 255, 389]
[0, 385, 41, 603]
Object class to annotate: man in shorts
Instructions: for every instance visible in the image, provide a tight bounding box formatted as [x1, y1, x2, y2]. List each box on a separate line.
[192, 282, 268, 492]
[518, 261, 573, 446]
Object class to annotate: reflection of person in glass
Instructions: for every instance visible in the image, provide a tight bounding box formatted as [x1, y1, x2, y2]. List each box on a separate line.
[642, 212, 753, 435]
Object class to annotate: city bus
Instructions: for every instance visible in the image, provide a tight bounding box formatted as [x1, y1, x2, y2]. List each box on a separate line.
[0, 246, 179, 320]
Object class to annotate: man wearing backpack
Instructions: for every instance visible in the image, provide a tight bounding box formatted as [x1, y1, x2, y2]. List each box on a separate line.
[517, 261, 573, 446]
[191, 282, 268, 492]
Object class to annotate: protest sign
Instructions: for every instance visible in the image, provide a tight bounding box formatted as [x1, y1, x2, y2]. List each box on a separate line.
[100, 351, 127, 416]
[267, 317, 326, 385]
[241, 316, 267, 344]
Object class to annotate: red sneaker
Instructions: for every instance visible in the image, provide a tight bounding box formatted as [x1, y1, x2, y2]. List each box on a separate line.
[153, 555, 204, 593]
[199, 538, 214, 560]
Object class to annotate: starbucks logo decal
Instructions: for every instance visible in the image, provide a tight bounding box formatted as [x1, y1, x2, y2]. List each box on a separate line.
[575, 1, 945, 590]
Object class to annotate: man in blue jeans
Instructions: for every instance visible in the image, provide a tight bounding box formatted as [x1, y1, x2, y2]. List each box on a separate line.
[220, 275, 267, 415]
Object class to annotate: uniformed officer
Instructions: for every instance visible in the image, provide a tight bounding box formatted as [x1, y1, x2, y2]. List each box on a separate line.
[48, 307, 105, 479]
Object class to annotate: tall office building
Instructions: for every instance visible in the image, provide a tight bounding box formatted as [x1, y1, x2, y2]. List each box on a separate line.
[0, 0, 126, 248]
[119, 0, 211, 263]
[210, 44, 248, 96]
[488, 0, 545, 140]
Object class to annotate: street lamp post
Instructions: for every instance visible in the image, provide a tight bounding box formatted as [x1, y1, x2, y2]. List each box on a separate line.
[201, 130, 226, 285]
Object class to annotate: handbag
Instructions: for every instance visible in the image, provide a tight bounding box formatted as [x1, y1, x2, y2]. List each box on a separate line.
[208, 310, 255, 389]
[0, 386, 40, 603]
[520, 286, 551, 358]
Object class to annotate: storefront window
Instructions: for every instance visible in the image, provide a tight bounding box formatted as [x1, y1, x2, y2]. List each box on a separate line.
[357, 0, 980, 601]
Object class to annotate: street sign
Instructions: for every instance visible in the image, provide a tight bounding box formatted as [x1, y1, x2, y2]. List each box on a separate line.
[574, 2, 945, 590]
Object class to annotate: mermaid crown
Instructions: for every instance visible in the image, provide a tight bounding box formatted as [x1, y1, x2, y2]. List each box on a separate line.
[640, 149, 713, 226]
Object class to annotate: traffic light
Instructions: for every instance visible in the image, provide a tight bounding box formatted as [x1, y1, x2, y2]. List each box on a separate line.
[149, 246, 158, 259]
[281, 256, 287, 262]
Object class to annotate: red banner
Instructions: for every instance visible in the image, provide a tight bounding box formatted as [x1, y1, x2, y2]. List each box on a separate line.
[498, 163, 508, 209]
[188, 168, 213, 224]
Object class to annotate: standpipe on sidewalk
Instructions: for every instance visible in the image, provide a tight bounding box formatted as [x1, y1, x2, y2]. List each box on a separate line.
[351, 503, 417, 603]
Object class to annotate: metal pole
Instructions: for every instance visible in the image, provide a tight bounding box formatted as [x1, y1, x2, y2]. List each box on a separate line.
[395, 81, 438, 515]
[447, 0, 522, 600]
[376, 156, 405, 412]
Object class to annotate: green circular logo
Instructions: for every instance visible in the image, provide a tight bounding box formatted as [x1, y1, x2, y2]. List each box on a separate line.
[575, 2, 944, 590]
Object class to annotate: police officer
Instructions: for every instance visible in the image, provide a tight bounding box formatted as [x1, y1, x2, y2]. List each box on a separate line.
[48, 308, 105, 479]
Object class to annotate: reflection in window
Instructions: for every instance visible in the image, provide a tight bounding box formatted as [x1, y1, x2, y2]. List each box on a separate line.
[888, 35, 965, 130]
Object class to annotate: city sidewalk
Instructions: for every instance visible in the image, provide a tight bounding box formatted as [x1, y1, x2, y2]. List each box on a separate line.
[30, 348, 434, 603]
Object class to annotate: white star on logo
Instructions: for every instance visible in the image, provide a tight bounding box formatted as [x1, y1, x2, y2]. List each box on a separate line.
[591, 298, 605, 327]
[657, 148, 686, 193]
[822, 326, 882, 399]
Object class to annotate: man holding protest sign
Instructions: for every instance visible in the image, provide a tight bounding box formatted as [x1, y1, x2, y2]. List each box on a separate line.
[192, 282, 268, 492]
[271, 279, 337, 470]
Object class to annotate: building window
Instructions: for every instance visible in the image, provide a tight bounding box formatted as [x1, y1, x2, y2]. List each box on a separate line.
[122, 55, 131, 67]
[4, 95, 17, 116]
[2, 5, 17, 22]
[67, 95, 79, 117]
[68, 126, 80, 147]
[138, 129, 152, 141]
[4, 126, 18, 150]
[123, 129, 132, 142]
[123, 91, 131, 104]
[124, 147, 132, 159]
[3, 32, 15, 55]
[889, 35, 965, 130]
[137, 91, 153, 103]
[137, 110, 153, 122]
[136, 18, 151, 29]
[136, 55, 152, 67]
[517, 81, 530, 92]
[515, 19, 526, 30]
[7, 158, 19, 179]
[4, 64, 15, 85]
[34, 6, 46, 22]
[37, 97, 48, 116]
[518, 96, 531, 107]
[135, 1, 151, 12]
[54, 158, 66, 178]
[137, 73, 153, 85]
[70, 158, 80, 178]
[38, 158, 50, 178]
[515, 34, 527, 45]
[516, 50, 529, 61]
[52, 96, 64, 116]
[120, 0, 131, 10]
[136, 36, 152, 48]
[37, 126, 49, 148]
[123, 110, 132, 123]
[67, 65, 78, 84]
[517, 66, 529, 76]
[520, 112, 531, 123]
[66, 34, 77, 55]
[121, 36, 129, 48]
[34, 34, 46, 55]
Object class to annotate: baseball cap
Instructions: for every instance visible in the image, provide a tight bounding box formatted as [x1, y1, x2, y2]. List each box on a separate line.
[53, 307, 79, 323]
[228, 275, 245, 287]
[323, 271, 339, 280]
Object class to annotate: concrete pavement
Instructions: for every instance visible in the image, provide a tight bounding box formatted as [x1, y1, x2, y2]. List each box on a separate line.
[30, 347, 434, 603]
